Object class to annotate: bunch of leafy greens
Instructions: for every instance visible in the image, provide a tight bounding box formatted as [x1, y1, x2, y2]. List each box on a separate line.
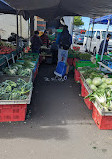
[0, 78, 32, 100]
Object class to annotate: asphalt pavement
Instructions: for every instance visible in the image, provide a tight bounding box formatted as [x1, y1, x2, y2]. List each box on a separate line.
[0, 64, 112, 159]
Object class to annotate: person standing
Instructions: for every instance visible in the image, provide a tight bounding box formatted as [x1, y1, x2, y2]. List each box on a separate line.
[40, 30, 49, 48]
[31, 30, 42, 53]
[56, 25, 72, 63]
[98, 33, 111, 55]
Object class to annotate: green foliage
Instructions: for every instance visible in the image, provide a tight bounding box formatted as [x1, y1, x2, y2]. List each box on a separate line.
[74, 16, 84, 27]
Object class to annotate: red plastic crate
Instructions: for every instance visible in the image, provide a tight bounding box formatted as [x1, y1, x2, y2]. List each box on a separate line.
[84, 88, 93, 110]
[67, 58, 73, 65]
[80, 79, 83, 86]
[0, 104, 27, 122]
[81, 83, 86, 97]
[74, 69, 81, 82]
[92, 104, 112, 130]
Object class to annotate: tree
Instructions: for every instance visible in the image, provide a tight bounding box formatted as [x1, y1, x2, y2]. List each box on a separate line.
[74, 16, 84, 27]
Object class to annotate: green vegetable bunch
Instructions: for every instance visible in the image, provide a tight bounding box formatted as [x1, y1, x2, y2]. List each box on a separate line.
[0, 78, 32, 100]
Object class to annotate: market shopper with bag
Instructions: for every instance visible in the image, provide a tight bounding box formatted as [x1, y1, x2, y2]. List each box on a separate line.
[98, 33, 111, 55]
[56, 25, 72, 77]
[56, 25, 72, 63]
[31, 30, 43, 53]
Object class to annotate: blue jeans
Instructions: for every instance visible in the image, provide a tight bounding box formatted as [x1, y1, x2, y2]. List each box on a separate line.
[58, 48, 68, 63]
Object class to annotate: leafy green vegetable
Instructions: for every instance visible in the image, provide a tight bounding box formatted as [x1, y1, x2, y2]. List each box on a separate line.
[0, 79, 32, 100]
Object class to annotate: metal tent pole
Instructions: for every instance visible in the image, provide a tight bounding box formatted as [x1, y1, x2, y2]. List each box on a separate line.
[20, 15, 22, 37]
[100, 19, 110, 61]
[28, 18, 30, 46]
[85, 21, 91, 52]
[89, 19, 95, 53]
[16, 10, 19, 55]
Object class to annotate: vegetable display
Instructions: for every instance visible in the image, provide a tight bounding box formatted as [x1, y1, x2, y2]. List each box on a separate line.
[81, 67, 112, 111]
[68, 49, 91, 60]
[0, 78, 32, 100]
[3, 60, 35, 76]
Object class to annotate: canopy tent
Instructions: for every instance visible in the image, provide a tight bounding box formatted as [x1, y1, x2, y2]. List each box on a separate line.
[90, 15, 112, 25]
[4, 0, 112, 20]
[0, 0, 16, 14]
[90, 14, 112, 66]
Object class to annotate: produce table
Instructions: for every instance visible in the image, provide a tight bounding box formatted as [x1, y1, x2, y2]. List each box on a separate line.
[78, 68, 112, 129]
[0, 52, 40, 122]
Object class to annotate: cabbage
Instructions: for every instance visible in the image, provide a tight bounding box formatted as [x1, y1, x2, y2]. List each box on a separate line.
[90, 84, 97, 91]
[102, 78, 107, 83]
[107, 85, 112, 89]
[86, 78, 92, 85]
[99, 83, 108, 89]
[105, 78, 112, 85]
[92, 77, 102, 86]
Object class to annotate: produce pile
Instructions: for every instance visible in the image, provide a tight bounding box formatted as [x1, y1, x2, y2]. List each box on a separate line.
[19, 54, 39, 61]
[3, 60, 35, 76]
[0, 41, 16, 54]
[68, 49, 91, 60]
[80, 67, 112, 111]
[0, 78, 32, 100]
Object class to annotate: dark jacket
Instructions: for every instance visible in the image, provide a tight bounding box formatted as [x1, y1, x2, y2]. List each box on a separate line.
[31, 35, 42, 51]
[98, 39, 108, 55]
[40, 34, 49, 47]
[56, 30, 72, 49]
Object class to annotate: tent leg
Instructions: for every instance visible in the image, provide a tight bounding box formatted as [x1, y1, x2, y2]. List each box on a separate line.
[99, 19, 110, 70]
[16, 10, 19, 54]
[85, 21, 91, 51]
[89, 20, 94, 53]
[28, 18, 30, 46]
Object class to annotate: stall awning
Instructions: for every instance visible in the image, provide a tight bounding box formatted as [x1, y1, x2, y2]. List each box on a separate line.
[90, 15, 112, 25]
[0, 0, 16, 14]
[4, 0, 112, 20]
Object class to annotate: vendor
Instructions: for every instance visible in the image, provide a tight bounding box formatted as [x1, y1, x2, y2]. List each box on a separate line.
[31, 30, 43, 53]
[98, 33, 111, 55]
[40, 30, 49, 48]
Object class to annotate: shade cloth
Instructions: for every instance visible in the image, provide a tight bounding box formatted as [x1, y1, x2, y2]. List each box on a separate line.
[5, 0, 112, 20]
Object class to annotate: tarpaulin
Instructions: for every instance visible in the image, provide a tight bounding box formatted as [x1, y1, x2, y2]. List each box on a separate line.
[4, 0, 112, 20]
[0, 0, 16, 14]
[90, 15, 112, 25]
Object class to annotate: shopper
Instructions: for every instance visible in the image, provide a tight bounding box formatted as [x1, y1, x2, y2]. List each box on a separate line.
[98, 33, 111, 55]
[31, 30, 42, 53]
[40, 30, 49, 48]
[56, 25, 72, 63]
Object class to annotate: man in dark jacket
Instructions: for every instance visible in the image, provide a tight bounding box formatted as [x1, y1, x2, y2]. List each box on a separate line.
[56, 25, 72, 63]
[31, 30, 43, 53]
[98, 33, 111, 55]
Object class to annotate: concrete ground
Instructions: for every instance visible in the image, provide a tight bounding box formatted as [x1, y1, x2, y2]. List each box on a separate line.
[0, 64, 112, 159]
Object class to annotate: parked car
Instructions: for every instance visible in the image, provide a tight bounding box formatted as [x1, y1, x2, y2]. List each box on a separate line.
[83, 29, 112, 55]
[74, 34, 84, 44]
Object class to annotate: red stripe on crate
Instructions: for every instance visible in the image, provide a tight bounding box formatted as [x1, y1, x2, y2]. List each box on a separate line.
[74, 69, 81, 82]
[81, 83, 86, 97]
[92, 105, 112, 130]
[84, 88, 93, 110]
[0, 104, 27, 122]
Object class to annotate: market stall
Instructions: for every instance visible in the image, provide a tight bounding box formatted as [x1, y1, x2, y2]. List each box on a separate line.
[71, 48, 112, 129]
